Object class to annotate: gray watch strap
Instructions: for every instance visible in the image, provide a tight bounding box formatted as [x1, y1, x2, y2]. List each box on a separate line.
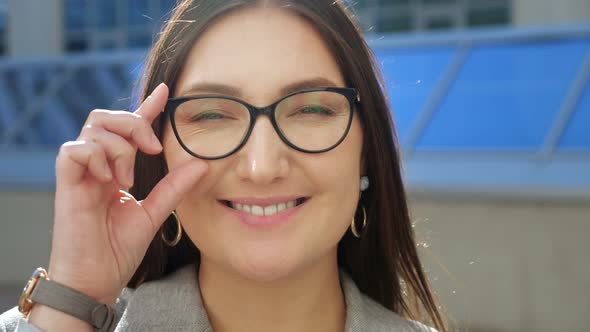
[29, 277, 118, 332]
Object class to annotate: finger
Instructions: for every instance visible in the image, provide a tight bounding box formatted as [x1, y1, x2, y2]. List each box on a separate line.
[140, 160, 208, 232]
[79, 127, 136, 188]
[56, 141, 113, 186]
[82, 111, 161, 155]
[134, 83, 169, 124]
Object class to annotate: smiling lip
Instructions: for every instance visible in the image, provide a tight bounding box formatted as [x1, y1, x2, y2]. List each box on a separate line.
[219, 196, 309, 228]
[222, 196, 303, 206]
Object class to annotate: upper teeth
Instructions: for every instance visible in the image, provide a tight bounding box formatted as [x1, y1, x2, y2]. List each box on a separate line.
[230, 200, 297, 216]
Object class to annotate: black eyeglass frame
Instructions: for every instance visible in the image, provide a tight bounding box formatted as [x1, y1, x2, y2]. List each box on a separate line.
[164, 86, 360, 160]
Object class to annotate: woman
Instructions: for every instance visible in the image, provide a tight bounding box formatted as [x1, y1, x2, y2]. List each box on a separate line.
[1, 0, 446, 331]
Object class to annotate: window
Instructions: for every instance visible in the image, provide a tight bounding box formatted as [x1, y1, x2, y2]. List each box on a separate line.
[63, 0, 176, 52]
[0, 0, 6, 55]
[354, 0, 511, 33]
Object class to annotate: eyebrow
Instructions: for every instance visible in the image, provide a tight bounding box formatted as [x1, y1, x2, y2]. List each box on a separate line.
[177, 77, 341, 99]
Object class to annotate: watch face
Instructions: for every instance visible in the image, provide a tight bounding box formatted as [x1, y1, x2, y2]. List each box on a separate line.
[18, 268, 47, 315]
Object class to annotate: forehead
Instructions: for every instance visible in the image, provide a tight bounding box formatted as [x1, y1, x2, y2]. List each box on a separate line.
[175, 6, 345, 102]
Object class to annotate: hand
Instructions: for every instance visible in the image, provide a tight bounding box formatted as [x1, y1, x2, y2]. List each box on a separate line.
[48, 83, 207, 304]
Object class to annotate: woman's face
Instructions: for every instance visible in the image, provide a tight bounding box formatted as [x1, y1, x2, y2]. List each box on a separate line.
[163, 6, 364, 282]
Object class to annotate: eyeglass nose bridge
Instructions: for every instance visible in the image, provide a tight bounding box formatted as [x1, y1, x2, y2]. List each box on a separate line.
[241, 103, 284, 147]
[247, 103, 277, 120]
[238, 101, 301, 158]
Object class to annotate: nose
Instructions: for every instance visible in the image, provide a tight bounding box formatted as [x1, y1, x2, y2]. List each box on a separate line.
[235, 116, 290, 185]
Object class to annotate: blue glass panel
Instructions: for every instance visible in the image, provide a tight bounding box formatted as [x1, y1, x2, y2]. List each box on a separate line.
[0, 7, 7, 32]
[128, 0, 150, 26]
[559, 80, 590, 149]
[98, 0, 118, 29]
[128, 34, 151, 48]
[64, 0, 87, 30]
[161, 0, 178, 12]
[416, 38, 590, 149]
[373, 46, 454, 143]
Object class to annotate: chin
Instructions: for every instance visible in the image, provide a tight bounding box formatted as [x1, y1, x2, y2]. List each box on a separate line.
[230, 244, 304, 283]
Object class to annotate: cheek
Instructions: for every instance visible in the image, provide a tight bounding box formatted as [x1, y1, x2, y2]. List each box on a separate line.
[161, 121, 217, 229]
[324, 117, 363, 193]
[305, 118, 364, 238]
[162, 122, 189, 166]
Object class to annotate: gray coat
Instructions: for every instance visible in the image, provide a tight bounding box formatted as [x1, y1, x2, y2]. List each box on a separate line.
[1, 265, 436, 331]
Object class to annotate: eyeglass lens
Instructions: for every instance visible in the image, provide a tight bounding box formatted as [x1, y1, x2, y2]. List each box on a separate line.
[173, 91, 351, 158]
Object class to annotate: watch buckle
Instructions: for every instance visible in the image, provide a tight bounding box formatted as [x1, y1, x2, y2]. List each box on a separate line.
[18, 267, 48, 316]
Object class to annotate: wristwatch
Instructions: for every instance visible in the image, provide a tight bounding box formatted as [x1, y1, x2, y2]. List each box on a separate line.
[18, 267, 119, 332]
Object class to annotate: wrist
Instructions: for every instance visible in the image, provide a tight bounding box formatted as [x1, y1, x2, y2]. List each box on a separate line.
[28, 303, 94, 332]
[46, 270, 120, 305]
[19, 267, 120, 332]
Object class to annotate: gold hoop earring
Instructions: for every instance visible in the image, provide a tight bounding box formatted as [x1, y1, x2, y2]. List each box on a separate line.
[161, 210, 182, 247]
[351, 205, 367, 238]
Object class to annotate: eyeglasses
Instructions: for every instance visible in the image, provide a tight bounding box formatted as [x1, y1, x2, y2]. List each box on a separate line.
[164, 87, 359, 160]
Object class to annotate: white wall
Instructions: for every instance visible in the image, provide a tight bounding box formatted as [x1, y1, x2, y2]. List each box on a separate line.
[412, 196, 590, 332]
[8, 0, 63, 56]
[513, 0, 590, 26]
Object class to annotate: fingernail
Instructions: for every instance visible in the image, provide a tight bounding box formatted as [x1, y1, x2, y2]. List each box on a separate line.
[143, 83, 164, 103]
[151, 83, 166, 97]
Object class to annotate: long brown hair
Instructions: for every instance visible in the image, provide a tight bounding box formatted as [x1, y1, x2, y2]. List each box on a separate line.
[128, 0, 446, 330]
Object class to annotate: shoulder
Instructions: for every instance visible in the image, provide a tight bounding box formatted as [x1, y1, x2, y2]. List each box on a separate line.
[0, 307, 46, 332]
[115, 264, 210, 330]
[358, 295, 437, 332]
[340, 271, 437, 332]
[0, 307, 21, 332]
[118, 263, 200, 311]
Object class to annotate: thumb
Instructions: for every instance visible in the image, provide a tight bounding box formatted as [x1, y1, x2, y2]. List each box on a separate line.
[140, 160, 208, 231]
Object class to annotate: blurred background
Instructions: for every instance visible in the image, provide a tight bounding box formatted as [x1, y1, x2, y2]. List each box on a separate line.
[0, 0, 589, 331]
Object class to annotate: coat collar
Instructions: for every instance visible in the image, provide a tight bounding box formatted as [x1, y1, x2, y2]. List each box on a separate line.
[115, 264, 430, 332]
